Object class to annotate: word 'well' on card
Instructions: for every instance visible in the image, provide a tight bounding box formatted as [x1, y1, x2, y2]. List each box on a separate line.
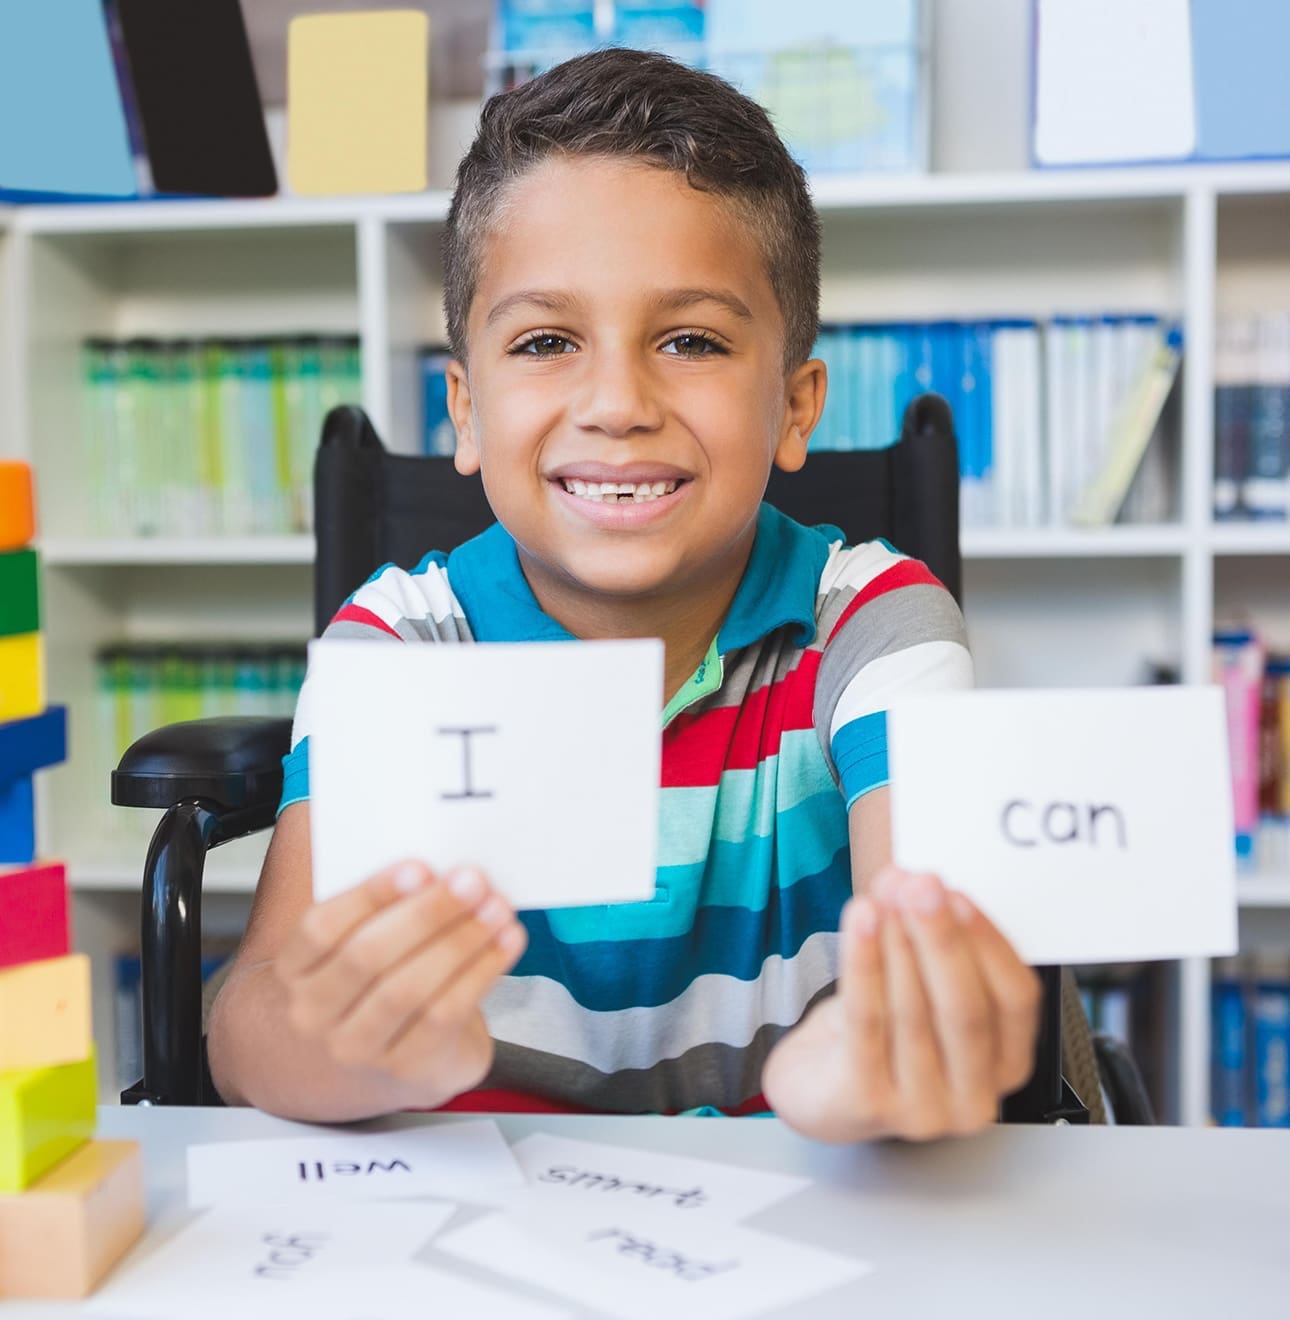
[306, 639, 662, 906]
[186, 1122, 524, 1208]
[87, 1203, 456, 1319]
[887, 686, 1238, 965]
[436, 1191, 871, 1320]
[507, 1133, 810, 1223]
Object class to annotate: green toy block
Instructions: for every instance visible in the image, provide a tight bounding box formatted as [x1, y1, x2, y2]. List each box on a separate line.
[0, 1053, 96, 1193]
[0, 550, 39, 639]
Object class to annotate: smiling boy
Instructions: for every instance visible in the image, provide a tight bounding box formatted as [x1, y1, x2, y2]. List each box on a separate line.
[208, 49, 1040, 1142]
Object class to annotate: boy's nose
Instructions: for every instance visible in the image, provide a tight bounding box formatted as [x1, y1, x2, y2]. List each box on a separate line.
[569, 350, 665, 438]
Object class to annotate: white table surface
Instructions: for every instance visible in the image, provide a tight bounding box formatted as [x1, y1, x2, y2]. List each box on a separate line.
[3, 1106, 1289, 1319]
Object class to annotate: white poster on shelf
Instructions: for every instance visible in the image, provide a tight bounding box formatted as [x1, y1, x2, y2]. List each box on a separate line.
[888, 686, 1237, 964]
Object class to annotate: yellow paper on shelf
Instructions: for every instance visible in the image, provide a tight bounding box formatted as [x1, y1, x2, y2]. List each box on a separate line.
[287, 10, 429, 196]
[0, 1052, 96, 1193]
[0, 954, 92, 1072]
[0, 631, 43, 722]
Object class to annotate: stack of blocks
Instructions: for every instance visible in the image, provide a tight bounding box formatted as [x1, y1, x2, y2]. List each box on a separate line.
[0, 461, 145, 1298]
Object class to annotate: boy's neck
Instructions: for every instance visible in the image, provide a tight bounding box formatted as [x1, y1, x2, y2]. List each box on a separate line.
[515, 531, 757, 708]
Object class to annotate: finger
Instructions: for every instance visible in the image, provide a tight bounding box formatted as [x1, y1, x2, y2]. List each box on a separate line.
[383, 920, 527, 1070]
[897, 874, 998, 1132]
[328, 893, 518, 1062]
[949, 892, 1043, 1096]
[838, 897, 891, 1084]
[881, 895, 949, 1140]
[277, 858, 437, 981]
[288, 867, 493, 1034]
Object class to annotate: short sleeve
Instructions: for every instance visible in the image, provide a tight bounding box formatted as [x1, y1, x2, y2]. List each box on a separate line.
[812, 541, 974, 811]
[277, 551, 461, 816]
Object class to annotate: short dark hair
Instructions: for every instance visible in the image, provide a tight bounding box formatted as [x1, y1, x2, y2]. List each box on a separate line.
[444, 48, 820, 372]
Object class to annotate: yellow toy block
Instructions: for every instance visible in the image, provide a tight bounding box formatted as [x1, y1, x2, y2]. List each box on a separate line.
[0, 461, 35, 552]
[287, 10, 429, 195]
[0, 1140, 144, 1299]
[0, 631, 44, 722]
[0, 1052, 96, 1193]
[0, 953, 92, 1072]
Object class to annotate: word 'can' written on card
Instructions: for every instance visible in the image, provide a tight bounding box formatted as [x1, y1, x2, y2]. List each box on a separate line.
[585, 1227, 737, 1283]
[999, 798, 1127, 849]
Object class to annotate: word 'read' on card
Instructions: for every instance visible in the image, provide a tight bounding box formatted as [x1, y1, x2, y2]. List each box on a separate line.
[306, 638, 663, 908]
[887, 686, 1238, 965]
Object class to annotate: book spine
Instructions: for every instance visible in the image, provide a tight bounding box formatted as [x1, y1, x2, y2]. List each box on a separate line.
[1214, 318, 1244, 520]
[1244, 313, 1290, 520]
[1211, 957, 1249, 1126]
[1214, 628, 1267, 865]
[1253, 958, 1290, 1128]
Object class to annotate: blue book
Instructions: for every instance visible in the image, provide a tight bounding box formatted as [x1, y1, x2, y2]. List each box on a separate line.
[1253, 965, 1290, 1127]
[420, 349, 456, 457]
[812, 326, 841, 452]
[0, 1, 137, 199]
[1212, 962, 1249, 1126]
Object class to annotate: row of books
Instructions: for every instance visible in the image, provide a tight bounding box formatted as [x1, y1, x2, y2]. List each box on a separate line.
[423, 316, 1182, 530]
[491, 2, 925, 175]
[94, 645, 305, 847]
[1212, 955, 1290, 1127]
[80, 336, 362, 539]
[1214, 313, 1290, 522]
[1212, 630, 1290, 869]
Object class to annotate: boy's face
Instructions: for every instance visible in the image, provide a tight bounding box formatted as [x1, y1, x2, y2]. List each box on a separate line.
[446, 156, 823, 613]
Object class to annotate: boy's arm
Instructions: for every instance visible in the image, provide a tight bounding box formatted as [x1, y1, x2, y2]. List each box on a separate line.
[762, 787, 1041, 1143]
[207, 803, 525, 1121]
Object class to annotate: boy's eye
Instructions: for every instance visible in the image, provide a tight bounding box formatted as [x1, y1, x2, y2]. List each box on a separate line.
[662, 333, 725, 358]
[514, 333, 576, 356]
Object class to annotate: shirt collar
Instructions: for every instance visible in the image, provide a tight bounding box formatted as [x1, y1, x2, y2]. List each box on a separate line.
[446, 503, 839, 650]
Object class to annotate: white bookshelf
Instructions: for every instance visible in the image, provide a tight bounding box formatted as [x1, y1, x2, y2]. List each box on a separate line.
[5, 164, 1290, 1121]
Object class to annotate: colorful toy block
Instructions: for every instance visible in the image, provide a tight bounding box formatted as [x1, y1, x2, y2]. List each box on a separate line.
[0, 631, 44, 722]
[0, 1140, 144, 1299]
[0, 704, 66, 780]
[0, 774, 34, 866]
[0, 548, 39, 637]
[0, 1052, 96, 1193]
[0, 462, 34, 553]
[0, 862, 69, 970]
[0, 953, 91, 1072]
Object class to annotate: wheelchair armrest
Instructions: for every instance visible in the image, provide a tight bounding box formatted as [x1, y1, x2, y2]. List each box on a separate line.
[112, 716, 293, 812]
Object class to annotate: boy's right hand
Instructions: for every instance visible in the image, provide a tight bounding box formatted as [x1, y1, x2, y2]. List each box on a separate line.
[274, 860, 526, 1108]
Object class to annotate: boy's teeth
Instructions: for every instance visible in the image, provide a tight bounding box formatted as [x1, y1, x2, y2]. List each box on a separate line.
[562, 479, 679, 503]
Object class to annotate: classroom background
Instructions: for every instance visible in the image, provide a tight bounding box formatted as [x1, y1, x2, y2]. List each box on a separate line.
[1, 0, 1288, 1137]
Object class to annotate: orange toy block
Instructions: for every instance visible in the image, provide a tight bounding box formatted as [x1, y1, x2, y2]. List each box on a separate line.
[0, 1140, 145, 1299]
[0, 462, 35, 552]
[0, 953, 92, 1071]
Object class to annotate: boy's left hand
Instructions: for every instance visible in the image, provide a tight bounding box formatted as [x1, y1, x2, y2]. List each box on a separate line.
[763, 865, 1042, 1143]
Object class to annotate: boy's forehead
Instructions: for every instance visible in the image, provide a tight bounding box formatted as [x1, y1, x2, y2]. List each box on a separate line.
[473, 156, 777, 324]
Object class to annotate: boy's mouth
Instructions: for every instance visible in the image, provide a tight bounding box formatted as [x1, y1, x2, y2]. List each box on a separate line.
[557, 478, 682, 504]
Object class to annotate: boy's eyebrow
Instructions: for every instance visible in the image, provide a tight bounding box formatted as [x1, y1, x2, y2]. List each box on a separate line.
[484, 286, 754, 328]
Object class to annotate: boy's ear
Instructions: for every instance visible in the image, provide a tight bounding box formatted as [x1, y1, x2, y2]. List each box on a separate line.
[445, 358, 481, 476]
[773, 356, 826, 473]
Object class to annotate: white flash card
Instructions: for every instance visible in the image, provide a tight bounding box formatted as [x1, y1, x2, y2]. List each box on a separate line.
[508, 1133, 810, 1224]
[307, 639, 662, 906]
[888, 687, 1238, 965]
[437, 1193, 870, 1320]
[186, 1122, 524, 1208]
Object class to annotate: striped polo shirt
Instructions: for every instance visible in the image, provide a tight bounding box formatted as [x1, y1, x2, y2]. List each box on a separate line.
[281, 503, 972, 1115]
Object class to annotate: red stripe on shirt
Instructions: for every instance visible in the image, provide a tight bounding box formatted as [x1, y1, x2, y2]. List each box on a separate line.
[827, 559, 944, 643]
[426, 1087, 773, 1117]
[662, 651, 821, 786]
[332, 602, 401, 638]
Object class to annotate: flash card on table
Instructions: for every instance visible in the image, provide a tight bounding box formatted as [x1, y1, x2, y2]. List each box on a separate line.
[87, 1203, 454, 1319]
[508, 1133, 810, 1224]
[308, 639, 662, 906]
[437, 1192, 870, 1320]
[888, 687, 1238, 965]
[187, 1122, 524, 1208]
